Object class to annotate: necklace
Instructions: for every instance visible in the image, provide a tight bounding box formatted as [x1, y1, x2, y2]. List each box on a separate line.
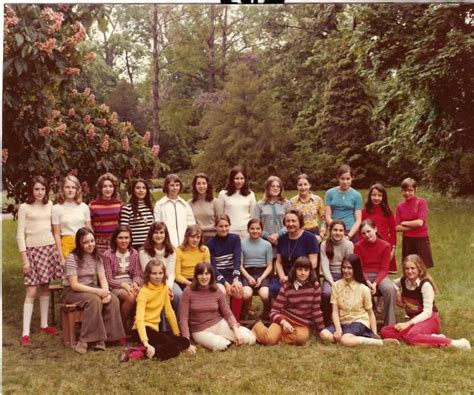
[287, 233, 301, 262]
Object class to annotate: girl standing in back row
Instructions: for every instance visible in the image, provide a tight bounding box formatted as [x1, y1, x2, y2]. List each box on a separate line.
[17, 176, 63, 346]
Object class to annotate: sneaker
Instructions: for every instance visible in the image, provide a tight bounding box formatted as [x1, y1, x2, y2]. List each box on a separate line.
[93, 341, 106, 351]
[452, 338, 471, 351]
[74, 342, 88, 354]
[41, 326, 59, 335]
[382, 338, 401, 346]
[431, 333, 447, 338]
[20, 335, 31, 347]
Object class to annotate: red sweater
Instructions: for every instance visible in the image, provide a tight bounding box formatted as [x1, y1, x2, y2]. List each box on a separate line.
[179, 287, 237, 339]
[395, 197, 429, 238]
[270, 282, 324, 331]
[361, 205, 396, 247]
[354, 238, 391, 285]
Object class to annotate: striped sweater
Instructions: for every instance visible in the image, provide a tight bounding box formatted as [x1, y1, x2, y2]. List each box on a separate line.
[89, 198, 122, 239]
[270, 282, 324, 331]
[206, 233, 241, 284]
[120, 202, 154, 248]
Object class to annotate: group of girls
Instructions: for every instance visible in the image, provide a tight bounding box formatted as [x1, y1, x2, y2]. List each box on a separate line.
[16, 164, 470, 358]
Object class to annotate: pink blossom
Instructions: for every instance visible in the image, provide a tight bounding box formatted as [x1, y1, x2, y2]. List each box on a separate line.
[104, 134, 110, 141]
[47, 12, 64, 34]
[83, 88, 91, 96]
[152, 144, 160, 157]
[5, 16, 19, 27]
[100, 138, 109, 152]
[122, 137, 130, 151]
[110, 112, 118, 124]
[41, 7, 54, 18]
[65, 67, 81, 75]
[51, 110, 60, 119]
[84, 52, 97, 62]
[83, 115, 91, 124]
[87, 125, 95, 139]
[98, 119, 107, 127]
[68, 108, 75, 117]
[2, 148, 8, 164]
[56, 123, 66, 135]
[38, 126, 51, 136]
[37, 38, 56, 54]
[87, 94, 95, 104]
[99, 104, 110, 112]
[143, 131, 151, 143]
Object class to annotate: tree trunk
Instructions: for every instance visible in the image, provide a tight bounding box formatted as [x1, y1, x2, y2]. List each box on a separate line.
[151, 4, 160, 146]
[207, 5, 216, 93]
[220, 6, 228, 83]
[124, 49, 134, 87]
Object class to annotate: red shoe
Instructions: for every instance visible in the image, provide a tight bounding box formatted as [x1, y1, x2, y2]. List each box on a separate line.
[41, 326, 59, 335]
[118, 337, 128, 345]
[20, 335, 31, 347]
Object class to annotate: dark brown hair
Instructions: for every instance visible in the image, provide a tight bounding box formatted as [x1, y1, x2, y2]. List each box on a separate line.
[110, 225, 133, 253]
[324, 220, 347, 260]
[365, 183, 392, 217]
[142, 221, 174, 258]
[288, 256, 317, 285]
[127, 178, 154, 218]
[225, 165, 251, 196]
[342, 254, 367, 286]
[337, 164, 354, 178]
[26, 175, 49, 204]
[190, 262, 218, 292]
[191, 173, 214, 203]
[143, 258, 168, 286]
[247, 218, 263, 230]
[72, 227, 101, 267]
[283, 209, 304, 228]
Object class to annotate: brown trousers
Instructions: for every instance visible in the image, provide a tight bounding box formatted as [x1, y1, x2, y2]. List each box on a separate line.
[63, 287, 126, 343]
[252, 319, 309, 346]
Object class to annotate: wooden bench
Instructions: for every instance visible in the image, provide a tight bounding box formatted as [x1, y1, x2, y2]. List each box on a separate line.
[48, 283, 64, 326]
[60, 303, 84, 347]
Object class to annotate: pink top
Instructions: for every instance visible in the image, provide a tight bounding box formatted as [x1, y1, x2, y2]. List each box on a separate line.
[179, 287, 237, 339]
[355, 238, 391, 285]
[361, 205, 396, 247]
[102, 247, 142, 289]
[395, 197, 429, 238]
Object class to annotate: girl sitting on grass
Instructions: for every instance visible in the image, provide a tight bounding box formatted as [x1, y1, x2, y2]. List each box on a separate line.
[17, 176, 63, 346]
[129, 259, 191, 361]
[320, 254, 399, 347]
[380, 255, 471, 350]
[252, 257, 324, 346]
[102, 225, 142, 333]
[175, 225, 211, 289]
[179, 262, 256, 352]
[63, 227, 125, 354]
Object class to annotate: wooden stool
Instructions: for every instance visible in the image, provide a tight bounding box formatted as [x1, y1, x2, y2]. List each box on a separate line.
[48, 284, 63, 326]
[60, 303, 84, 347]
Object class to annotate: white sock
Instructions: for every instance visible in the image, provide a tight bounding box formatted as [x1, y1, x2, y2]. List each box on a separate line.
[22, 303, 34, 336]
[451, 338, 471, 351]
[39, 295, 50, 328]
[358, 337, 383, 346]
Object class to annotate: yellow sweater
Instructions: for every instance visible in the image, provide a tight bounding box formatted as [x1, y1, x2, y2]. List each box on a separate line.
[133, 282, 179, 342]
[175, 246, 210, 284]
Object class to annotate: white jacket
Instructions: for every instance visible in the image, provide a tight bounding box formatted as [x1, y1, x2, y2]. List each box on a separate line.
[154, 196, 196, 247]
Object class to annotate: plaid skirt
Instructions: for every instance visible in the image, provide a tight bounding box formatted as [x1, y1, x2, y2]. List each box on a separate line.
[25, 244, 63, 286]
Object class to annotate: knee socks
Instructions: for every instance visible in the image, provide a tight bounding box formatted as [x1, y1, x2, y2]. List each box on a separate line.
[22, 303, 34, 336]
[39, 295, 50, 328]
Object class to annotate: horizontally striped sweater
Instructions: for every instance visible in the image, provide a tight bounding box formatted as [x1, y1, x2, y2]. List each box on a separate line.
[270, 282, 324, 331]
[120, 202, 154, 248]
[89, 198, 121, 239]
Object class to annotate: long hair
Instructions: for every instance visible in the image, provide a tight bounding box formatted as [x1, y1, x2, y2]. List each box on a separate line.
[56, 175, 82, 204]
[180, 224, 205, 251]
[95, 172, 119, 200]
[342, 254, 367, 286]
[25, 175, 49, 205]
[110, 225, 133, 253]
[324, 220, 347, 260]
[72, 227, 101, 267]
[288, 256, 317, 285]
[403, 254, 437, 292]
[142, 221, 174, 258]
[365, 183, 392, 217]
[263, 176, 285, 202]
[190, 262, 218, 292]
[142, 258, 168, 286]
[191, 173, 214, 203]
[128, 178, 153, 219]
[225, 165, 251, 197]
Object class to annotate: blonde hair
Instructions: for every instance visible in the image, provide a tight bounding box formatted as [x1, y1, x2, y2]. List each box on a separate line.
[57, 175, 82, 204]
[403, 254, 437, 292]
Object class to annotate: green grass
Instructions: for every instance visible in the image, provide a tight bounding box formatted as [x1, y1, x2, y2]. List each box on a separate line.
[3, 188, 474, 393]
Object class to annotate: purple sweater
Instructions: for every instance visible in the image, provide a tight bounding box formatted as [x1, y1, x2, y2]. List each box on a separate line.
[179, 287, 237, 339]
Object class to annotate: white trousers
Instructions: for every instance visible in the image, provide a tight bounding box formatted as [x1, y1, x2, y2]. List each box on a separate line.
[192, 319, 256, 351]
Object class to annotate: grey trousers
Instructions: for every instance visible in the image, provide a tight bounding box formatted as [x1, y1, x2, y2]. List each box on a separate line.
[63, 287, 126, 343]
[366, 273, 397, 326]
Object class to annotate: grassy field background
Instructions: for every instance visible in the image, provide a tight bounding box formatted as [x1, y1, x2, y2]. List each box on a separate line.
[2, 188, 474, 393]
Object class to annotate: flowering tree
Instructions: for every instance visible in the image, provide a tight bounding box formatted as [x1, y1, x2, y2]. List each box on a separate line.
[3, 4, 162, 207]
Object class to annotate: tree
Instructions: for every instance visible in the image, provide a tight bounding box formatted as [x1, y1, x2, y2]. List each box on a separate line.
[2, 4, 161, 207]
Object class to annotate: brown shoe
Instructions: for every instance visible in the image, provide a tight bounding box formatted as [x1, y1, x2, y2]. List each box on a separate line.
[93, 341, 106, 351]
[74, 342, 88, 354]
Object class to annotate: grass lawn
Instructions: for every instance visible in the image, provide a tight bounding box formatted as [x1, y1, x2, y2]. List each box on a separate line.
[2, 188, 474, 393]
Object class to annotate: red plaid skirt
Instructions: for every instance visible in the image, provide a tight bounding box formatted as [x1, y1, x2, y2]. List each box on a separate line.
[25, 244, 63, 286]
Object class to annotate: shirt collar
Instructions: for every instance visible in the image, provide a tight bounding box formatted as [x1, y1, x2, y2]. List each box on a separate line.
[296, 194, 316, 203]
[294, 280, 303, 290]
[406, 277, 421, 288]
[342, 278, 357, 290]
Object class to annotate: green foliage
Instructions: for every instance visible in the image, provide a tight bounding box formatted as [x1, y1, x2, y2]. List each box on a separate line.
[196, 62, 293, 189]
[2, 4, 161, 207]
